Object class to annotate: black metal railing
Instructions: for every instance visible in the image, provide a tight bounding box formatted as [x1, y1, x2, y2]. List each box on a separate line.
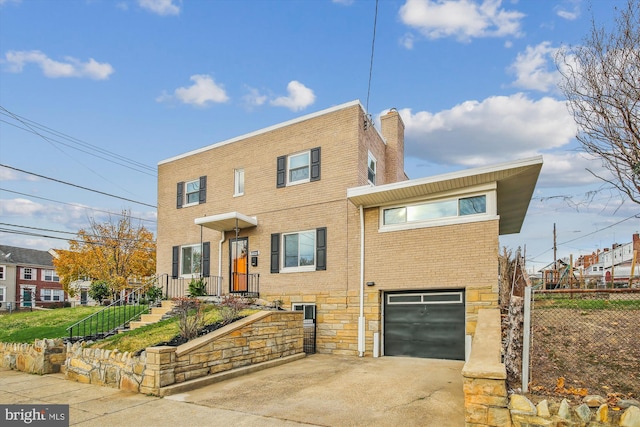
[66, 282, 162, 342]
[158, 274, 224, 299]
[230, 273, 260, 297]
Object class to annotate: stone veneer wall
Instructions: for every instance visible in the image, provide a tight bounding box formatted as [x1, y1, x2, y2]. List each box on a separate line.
[141, 310, 303, 395]
[0, 339, 66, 374]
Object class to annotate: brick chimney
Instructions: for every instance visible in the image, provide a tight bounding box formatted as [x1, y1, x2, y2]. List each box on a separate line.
[380, 109, 406, 183]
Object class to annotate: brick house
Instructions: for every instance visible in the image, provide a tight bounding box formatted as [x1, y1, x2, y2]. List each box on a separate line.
[0, 245, 67, 310]
[156, 100, 542, 359]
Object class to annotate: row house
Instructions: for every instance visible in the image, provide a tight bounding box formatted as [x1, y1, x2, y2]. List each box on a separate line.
[156, 100, 542, 359]
[0, 245, 67, 310]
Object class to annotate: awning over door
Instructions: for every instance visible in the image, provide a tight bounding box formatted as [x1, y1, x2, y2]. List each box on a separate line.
[194, 212, 257, 232]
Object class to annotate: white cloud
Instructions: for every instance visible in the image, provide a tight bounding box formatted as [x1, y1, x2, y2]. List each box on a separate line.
[395, 93, 576, 166]
[509, 42, 561, 92]
[332, 0, 355, 5]
[555, 1, 580, 21]
[3, 50, 114, 80]
[0, 0, 21, 6]
[242, 86, 267, 109]
[398, 0, 525, 43]
[270, 81, 316, 112]
[157, 74, 229, 107]
[0, 198, 45, 216]
[138, 0, 180, 16]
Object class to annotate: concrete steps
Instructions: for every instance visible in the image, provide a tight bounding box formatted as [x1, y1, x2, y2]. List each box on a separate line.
[129, 300, 175, 330]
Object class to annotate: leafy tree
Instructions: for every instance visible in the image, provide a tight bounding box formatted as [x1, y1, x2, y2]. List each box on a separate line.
[53, 211, 156, 296]
[556, 0, 640, 204]
[88, 280, 111, 304]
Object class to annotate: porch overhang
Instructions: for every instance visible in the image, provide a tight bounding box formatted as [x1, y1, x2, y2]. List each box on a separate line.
[194, 212, 258, 232]
[346, 156, 543, 236]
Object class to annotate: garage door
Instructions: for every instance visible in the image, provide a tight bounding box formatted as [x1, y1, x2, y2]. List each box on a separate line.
[384, 290, 465, 360]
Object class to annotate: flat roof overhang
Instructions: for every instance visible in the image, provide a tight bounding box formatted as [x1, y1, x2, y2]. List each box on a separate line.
[346, 156, 543, 236]
[194, 212, 258, 232]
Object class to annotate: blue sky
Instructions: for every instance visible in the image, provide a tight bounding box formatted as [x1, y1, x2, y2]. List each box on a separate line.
[0, 0, 638, 273]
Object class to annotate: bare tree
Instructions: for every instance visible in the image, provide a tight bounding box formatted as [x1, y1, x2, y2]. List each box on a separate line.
[556, 0, 640, 204]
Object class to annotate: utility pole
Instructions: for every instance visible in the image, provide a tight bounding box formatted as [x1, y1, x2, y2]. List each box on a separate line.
[553, 223, 557, 286]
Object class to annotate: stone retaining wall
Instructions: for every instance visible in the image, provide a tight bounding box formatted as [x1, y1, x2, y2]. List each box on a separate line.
[462, 309, 640, 427]
[141, 310, 303, 395]
[0, 339, 66, 374]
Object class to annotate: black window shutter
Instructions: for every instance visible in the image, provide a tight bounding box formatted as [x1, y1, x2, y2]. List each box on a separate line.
[171, 246, 179, 278]
[271, 233, 280, 273]
[202, 241, 210, 277]
[310, 147, 321, 182]
[276, 155, 286, 188]
[176, 182, 184, 209]
[316, 227, 327, 271]
[199, 176, 207, 204]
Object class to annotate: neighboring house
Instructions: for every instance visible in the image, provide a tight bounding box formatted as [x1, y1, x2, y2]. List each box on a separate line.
[156, 100, 542, 360]
[0, 245, 67, 310]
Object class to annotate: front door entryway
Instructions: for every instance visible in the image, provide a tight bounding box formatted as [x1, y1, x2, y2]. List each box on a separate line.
[229, 238, 248, 292]
[384, 290, 466, 360]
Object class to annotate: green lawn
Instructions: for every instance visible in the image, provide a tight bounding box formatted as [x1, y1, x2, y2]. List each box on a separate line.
[0, 306, 104, 343]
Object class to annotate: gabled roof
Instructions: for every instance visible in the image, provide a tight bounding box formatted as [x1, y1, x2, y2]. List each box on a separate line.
[347, 156, 543, 235]
[0, 245, 54, 267]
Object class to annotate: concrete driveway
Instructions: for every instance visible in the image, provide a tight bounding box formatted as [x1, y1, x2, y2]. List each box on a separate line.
[0, 354, 464, 426]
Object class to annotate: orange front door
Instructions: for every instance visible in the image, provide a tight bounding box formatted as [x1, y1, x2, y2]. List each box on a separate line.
[231, 238, 248, 292]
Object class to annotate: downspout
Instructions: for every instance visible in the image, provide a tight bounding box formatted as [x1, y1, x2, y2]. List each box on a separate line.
[358, 205, 365, 357]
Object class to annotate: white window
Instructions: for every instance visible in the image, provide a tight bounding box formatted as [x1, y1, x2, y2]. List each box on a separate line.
[367, 152, 377, 185]
[0, 265, 5, 280]
[41, 289, 64, 302]
[288, 152, 310, 185]
[282, 230, 315, 271]
[181, 244, 202, 276]
[234, 168, 245, 196]
[0, 286, 5, 302]
[43, 269, 60, 282]
[22, 267, 34, 280]
[184, 179, 200, 206]
[292, 303, 316, 323]
[383, 195, 487, 226]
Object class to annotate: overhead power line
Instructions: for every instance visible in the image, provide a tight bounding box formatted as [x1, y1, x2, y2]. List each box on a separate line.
[0, 187, 156, 223]
[0, 222, 156, 245]
[365, 0, 379, 113]
[0, 164, 157, 209]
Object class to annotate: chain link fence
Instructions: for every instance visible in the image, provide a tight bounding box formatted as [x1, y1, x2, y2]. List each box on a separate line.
[528, 289, 640, 399]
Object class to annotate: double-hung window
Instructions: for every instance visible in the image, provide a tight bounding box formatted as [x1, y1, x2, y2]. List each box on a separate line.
[0, 286, 5, 303]
[22, 268, 34, 280]
[271, 228, 326, 273]
[43, 269, 60, 282]
[234, 168, 245, 196]
[185, 179, 200, 205]
[283, 230, 316, 269]
[0, 265, 5, 280]
[41, 289, 64, 302]
[276, 147, 321, 187]
[181, 244, 202, 276]
[177, 176, 206, 208]
[367, 152, 377, 185]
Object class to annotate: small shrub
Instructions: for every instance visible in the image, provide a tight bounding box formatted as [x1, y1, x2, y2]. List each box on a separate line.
[146, 286, 163, 303]
[172, 297, 204, 340]
[188, 278, 207, 297]
[218, 294, 248, 325]
[88, 280, 111, 304]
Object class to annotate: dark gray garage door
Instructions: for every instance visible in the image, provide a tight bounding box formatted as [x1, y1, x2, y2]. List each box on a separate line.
[384, 290, 465, 360]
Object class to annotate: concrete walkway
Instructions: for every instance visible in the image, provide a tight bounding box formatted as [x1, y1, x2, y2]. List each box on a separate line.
[0, 354, 464, 426]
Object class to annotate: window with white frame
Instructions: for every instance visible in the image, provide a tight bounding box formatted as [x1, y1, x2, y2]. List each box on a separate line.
[0, 286, 5, 302]
[283, 230, 316, 270]
[43, 269, 60, 282]
[367, 152, 377, 185]
[40, 288, 64, 302]
[292, 303, 316, 323]
[234, 168, 245, 196]
[288, 152, 310, 184]
[184, 179, 201, 206]
[181, 244, 202, 276]
[382, 194, 488, 227]
[21, 267, 34, 280]
[0, 265, 5, 280]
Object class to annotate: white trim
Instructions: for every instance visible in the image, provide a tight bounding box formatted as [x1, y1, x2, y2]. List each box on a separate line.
[234, 168, 245, 197]
[183, 178, 200, 207]
[367, 151, 377, 185]
[0, 265, 5, 280]
[286, 150, 311, 186]
[179, 244, 202, 278]
[280, 230, 316, 272]
[386, 291, 464, 305]
[19, 284, 37, 308]
[21, 267, 35, 280]
[0, 285, 6, 303]
[159, 100, 374, 165]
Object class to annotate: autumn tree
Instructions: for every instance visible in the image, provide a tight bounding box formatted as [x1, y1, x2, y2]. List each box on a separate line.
[556, 0, 640, 204]
[53, 211, 156, 296]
